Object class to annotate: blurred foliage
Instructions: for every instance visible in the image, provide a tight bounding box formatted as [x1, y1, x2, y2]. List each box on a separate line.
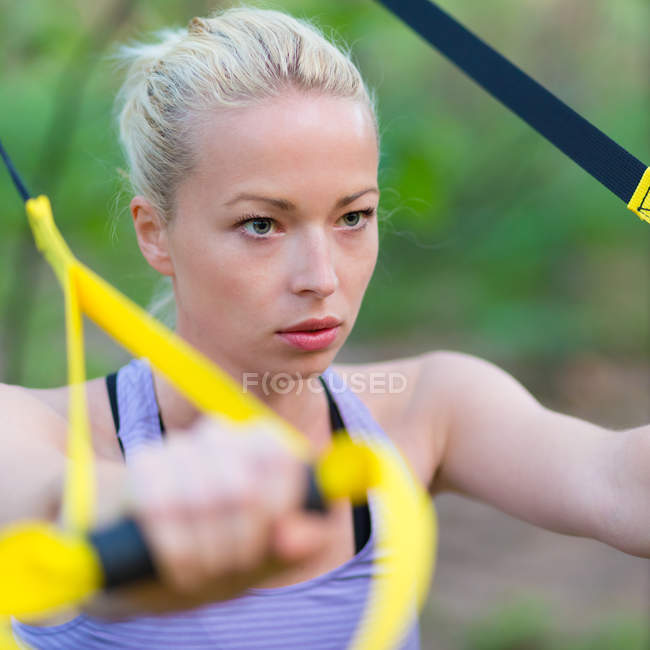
[462, 600, 552, 650]
[0, 0, 648, 388]
[460, 599, 648, 650]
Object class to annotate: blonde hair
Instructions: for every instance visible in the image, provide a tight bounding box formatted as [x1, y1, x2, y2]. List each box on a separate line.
[115, 6, 377, 223]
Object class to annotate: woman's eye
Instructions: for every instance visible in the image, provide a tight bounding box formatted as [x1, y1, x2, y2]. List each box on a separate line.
[240, 217, 275, 237]
[341, 212, 362, 227]
[338, 209, 374, 229]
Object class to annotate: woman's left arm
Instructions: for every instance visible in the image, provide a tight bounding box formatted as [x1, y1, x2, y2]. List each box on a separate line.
[424, 350, 649, 558]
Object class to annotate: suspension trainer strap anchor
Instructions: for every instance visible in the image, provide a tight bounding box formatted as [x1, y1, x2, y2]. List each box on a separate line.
[374, 0, 650, 224]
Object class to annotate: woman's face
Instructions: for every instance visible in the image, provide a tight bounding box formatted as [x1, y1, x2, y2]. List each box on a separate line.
[161, 92, 379, 380]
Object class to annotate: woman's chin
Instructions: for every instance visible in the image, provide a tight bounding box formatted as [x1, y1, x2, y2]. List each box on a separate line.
[264, 348, 338, 376]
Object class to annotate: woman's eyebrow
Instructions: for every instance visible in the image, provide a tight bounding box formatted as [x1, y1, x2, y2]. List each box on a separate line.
[223, 187, 379, 211]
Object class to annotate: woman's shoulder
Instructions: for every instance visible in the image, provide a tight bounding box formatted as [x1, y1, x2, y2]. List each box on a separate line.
[333, 348, 519, 405]
[331, 349, 512, 489]
[21, 377, 122, 461]
[0, 382, 68, 446]
[332, 353, 426, 420]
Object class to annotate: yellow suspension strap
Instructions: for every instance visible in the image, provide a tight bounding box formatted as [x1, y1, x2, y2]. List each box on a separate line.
[375, 0, 650, 224]
[0, 138, 436, 650]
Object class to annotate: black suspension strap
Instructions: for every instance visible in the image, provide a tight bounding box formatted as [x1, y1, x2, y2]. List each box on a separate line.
[373, 0, 650, 223]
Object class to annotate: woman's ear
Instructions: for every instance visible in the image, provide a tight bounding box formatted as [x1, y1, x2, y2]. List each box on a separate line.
[131, 196, 174, 276]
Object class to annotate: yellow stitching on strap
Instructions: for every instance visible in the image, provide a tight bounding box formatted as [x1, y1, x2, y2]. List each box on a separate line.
[627, 167, 650, 224]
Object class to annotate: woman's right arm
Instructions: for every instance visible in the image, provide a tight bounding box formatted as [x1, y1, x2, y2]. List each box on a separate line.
[0, 382, 127, 527]
[0, 383, 70, 525]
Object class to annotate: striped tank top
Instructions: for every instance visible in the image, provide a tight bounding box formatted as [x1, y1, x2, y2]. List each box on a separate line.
[13, 359, 421, 649]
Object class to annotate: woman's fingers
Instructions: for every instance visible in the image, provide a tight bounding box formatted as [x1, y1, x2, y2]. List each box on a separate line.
[127, 446, 198, 592]
[173, 434, 264, 582]
[124, 418, 322, 596]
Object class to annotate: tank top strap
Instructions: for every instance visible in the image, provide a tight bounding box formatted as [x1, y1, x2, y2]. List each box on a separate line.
[115, 358, 165, 460]
[319, 367, 390, 445]
[320, 366, 417, 481]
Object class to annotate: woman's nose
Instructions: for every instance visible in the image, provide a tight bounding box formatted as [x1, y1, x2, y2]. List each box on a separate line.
[288, 229, 339, 298]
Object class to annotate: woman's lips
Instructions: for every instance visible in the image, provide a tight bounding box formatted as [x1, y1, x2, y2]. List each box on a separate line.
[277, 325, 340, 351]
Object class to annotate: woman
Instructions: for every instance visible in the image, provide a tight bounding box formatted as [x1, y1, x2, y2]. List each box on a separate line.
[5, 5, 649, 649]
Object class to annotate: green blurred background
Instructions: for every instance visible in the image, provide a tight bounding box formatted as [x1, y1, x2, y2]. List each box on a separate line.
[1, 0, 648, 647]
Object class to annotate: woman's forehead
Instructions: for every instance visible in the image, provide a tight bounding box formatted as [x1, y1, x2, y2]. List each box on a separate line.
[190, 96, 378, 175]
[186, 94, 379, 205]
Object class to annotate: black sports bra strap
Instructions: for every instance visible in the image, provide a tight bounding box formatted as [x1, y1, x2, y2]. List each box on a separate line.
[105, 372, 125, 458]
[320, 376, 345, 433]
[319, 376, 371, 554]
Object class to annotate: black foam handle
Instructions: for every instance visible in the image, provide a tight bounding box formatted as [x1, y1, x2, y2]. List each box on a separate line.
[90, 465, 328, 588]
[88, 518, 155, 589]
